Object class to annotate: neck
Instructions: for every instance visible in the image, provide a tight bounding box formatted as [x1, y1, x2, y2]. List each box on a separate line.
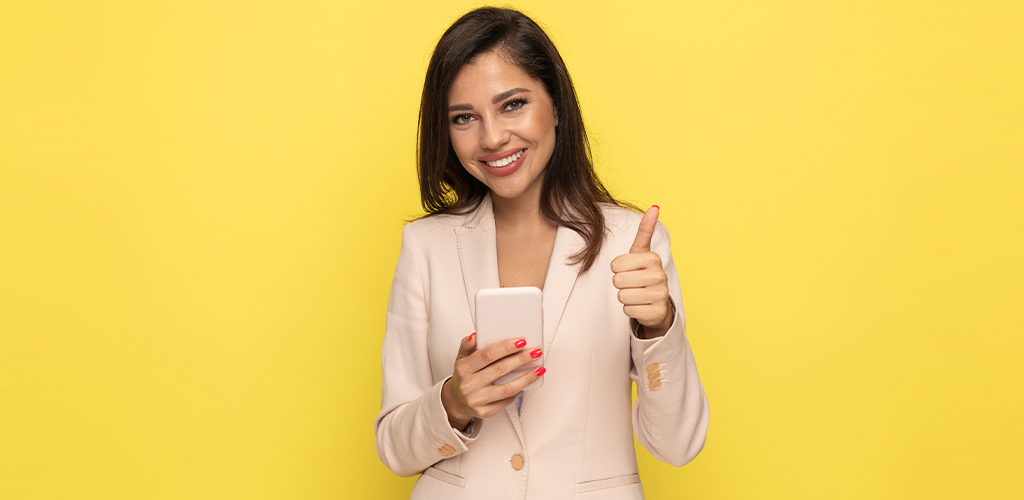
[490, 184, 555, 231]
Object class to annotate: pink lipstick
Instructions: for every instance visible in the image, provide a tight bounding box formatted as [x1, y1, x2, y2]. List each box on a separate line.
[479, 148, 527, 178]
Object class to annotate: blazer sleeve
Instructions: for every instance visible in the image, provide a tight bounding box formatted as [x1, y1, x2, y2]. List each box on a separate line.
[629, 221, 710, 466]
[374, 224, 480, 477]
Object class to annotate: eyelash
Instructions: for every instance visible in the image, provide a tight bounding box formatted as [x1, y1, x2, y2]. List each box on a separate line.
[450, 97, 530, 125]
[504, 98, 528, 111]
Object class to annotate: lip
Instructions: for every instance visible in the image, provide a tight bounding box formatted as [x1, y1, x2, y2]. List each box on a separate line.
[481, 148, 527, 178]
[478, 147, 527, 162]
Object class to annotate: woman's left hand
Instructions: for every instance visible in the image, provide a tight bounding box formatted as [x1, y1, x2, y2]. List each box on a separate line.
[611, 206, 673, 339]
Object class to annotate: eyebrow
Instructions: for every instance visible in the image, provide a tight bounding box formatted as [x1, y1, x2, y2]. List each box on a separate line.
[491, 87, 530, 104]
[447, 88, 532, 112]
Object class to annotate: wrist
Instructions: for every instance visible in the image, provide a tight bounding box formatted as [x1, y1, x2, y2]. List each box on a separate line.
[440, 379, 472, 430]
[637, 300, 674, 339]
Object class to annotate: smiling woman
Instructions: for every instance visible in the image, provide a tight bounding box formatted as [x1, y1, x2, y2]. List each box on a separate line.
[374, 7, 710, 499]
[447, 55, 556, 203]
[414, 7, 623, 273]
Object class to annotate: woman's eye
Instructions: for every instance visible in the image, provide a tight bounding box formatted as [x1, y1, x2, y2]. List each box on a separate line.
[505, 99, 527, 111]
[452, 114, 472, 125]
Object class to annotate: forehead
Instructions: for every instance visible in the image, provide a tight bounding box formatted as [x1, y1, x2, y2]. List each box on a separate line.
[448, 52, 545, 104]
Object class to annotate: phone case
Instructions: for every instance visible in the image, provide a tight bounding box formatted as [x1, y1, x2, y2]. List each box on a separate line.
[474, 287, 544, 390]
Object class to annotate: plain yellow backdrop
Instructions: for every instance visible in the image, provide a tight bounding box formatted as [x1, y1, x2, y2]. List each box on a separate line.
[1, 1, 1021, 498]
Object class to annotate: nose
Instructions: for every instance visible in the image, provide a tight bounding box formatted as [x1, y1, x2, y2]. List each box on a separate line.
[479, 116, 510, 151]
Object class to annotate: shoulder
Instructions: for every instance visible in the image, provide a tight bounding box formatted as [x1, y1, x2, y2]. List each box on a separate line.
[403, 213, 458, 235]
[600, 203, 642, 235]
[399, 209, 473, 248]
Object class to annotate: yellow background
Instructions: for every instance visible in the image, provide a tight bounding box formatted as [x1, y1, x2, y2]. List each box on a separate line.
[1, 0, 1021, 498]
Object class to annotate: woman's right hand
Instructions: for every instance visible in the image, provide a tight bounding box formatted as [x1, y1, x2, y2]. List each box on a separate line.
[440, 333, 546, 430]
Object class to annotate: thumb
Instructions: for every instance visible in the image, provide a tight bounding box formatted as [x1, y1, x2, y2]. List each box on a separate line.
[457, 332, 477, 360]
[629, 205, 660, 253]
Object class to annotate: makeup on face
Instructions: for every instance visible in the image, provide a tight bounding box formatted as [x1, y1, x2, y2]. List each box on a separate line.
[477, 147, 527, 177]
[446, 52, 557, 201]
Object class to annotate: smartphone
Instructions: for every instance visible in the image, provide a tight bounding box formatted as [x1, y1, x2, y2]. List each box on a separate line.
[474, 286, 544, 390]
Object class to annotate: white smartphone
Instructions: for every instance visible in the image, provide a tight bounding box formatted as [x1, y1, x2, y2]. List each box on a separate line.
[474, 286, 544, 390]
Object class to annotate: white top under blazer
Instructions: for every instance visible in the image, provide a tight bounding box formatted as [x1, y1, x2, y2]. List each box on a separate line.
[375, 194, 710, 499]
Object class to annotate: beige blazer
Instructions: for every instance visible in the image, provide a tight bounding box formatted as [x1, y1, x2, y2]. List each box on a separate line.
[375, 195, 709, 499]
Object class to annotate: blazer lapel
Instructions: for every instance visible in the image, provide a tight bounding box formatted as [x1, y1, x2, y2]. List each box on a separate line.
[540, 223, 584, 353]
[454, 195, 500, 325]
[520, 224, 583, 419]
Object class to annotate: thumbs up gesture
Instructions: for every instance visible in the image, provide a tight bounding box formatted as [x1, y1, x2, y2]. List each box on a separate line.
[611, 206, 673, 339]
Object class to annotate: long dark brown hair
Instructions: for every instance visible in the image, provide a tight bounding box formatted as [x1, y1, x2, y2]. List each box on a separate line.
[417, 7, 637, 273]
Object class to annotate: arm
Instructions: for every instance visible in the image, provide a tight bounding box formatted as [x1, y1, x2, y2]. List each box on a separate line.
[629, 221, 710, 466]
[373, 225, 480, 477]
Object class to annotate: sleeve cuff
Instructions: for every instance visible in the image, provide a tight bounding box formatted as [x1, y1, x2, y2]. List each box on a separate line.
[630, 303, 686, 385]
[459, 418, 481, 438]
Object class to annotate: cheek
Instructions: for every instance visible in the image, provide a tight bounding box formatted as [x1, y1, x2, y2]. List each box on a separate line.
[449, 133, 484, 179]
[520, 112, 556, 145]
[449, 132, 473, 163]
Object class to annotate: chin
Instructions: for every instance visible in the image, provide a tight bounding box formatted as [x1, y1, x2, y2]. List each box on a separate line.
[485, 179, 533, 201]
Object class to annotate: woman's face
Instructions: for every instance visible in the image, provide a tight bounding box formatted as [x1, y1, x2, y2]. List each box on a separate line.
[447, 51, 557, 203]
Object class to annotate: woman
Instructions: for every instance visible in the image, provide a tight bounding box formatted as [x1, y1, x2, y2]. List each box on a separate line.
[375, 7, 709, 499]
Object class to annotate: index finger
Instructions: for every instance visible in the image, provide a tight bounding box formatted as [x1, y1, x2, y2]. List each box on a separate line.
[630, 205, 660, 254]
[461, 337, 526, 374]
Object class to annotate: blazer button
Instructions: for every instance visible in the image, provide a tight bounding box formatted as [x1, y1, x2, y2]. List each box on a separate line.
[650, 380, 662, 391]
[510, 454, 525, 471]
[648, 370, 661, 381]
[646, 363, 660, 375]
[438, 444, 455, 457]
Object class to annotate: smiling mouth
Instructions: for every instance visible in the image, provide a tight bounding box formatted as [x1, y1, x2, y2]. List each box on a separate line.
[483, 149, 525, 167]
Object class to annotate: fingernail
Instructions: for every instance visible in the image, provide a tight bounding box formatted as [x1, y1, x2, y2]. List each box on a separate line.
[530, 349, 542, 359]
[469, 332, 475, 341]
[535, 367, 546, 376]
[515, 339, 526, 348]
[652, 204, 660, 209]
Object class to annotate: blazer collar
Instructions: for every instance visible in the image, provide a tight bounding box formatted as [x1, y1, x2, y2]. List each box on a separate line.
[454, 193, 583, 354]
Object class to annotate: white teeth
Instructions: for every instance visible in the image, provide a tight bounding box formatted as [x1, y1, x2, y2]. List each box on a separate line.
[485, 149, 523, 167]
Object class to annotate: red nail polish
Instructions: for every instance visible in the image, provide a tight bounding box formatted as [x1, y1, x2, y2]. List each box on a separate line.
[530, 349, 542, 359]
[652, 205, 660, 209]
[535, 367, 546, 376]
[515, 339, 526, 348]
[469, 333, 475, 341]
